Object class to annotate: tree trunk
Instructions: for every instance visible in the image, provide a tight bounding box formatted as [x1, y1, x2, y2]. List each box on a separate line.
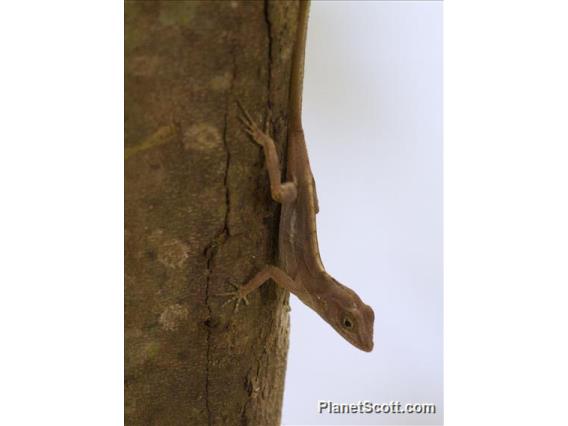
[125, 1, 300, 424]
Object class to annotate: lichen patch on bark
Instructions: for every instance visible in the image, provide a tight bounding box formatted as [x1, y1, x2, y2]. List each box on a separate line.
[159, 304, 190, 331]
[184, 123, 223, 152]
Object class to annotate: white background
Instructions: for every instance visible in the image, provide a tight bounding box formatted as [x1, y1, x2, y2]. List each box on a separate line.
[283, 2, 442, 425]
[1, 1, 568, 425]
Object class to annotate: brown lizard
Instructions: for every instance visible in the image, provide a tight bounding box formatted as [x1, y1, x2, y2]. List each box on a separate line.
[222, 0, 374, 352]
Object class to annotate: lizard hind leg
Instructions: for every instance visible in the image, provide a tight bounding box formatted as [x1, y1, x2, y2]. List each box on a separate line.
[236, 101, 298, 204]
[216, 281, 250, 313]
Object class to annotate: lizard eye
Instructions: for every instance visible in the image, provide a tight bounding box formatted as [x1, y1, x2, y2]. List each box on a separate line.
[342, 318, 353, 328]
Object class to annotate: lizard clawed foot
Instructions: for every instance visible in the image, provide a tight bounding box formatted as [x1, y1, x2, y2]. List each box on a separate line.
[215, 281, 250, 313]
[236, 101, 271, 146]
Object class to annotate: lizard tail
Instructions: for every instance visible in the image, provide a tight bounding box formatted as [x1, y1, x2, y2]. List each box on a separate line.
[288, 0, 310, 132]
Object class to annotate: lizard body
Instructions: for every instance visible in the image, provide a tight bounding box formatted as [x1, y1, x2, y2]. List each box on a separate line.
[226, 0, 374, 352]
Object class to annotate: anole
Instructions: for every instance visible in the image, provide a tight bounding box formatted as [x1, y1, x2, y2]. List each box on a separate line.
[224, 0, 374, 352]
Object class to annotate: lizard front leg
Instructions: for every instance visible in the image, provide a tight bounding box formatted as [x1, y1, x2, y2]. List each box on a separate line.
[237, 102, 297, 204]
[217, 266, 301, 312]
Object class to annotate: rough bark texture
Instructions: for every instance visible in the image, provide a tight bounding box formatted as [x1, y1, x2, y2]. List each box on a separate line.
[125, 1, 300, 425]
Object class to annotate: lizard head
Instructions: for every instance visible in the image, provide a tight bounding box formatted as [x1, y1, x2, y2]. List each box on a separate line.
[319, 275, 375, 352]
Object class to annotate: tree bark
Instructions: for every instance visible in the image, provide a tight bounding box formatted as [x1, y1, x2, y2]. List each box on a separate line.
[125, 1, 300, 425]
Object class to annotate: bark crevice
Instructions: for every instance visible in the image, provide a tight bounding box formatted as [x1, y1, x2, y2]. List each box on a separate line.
[203, 41, 238, 426]
[263, 0, 274, 108]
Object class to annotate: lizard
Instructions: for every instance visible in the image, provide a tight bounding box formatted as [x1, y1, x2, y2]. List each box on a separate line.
[221, 0, 375, 352]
